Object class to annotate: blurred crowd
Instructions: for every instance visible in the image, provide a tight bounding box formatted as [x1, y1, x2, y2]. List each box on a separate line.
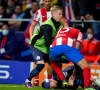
[0, 0, 100, 65]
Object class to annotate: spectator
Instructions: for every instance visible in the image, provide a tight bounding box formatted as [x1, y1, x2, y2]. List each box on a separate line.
[22, 0, 33, 11]
[20, 1, 39, 31]
[71, 0, 89, 20]
[35, 0, 43, 8]
[25, 0, 32, 10]
[80, 27, 100, 64]
[8, 4, 25, 31]
[56, 0, 89, 22]
[0, 0, 6, 7]
[24, 1, 39, 19]
[22, 0, 27, 11]
[85, 0, 100, 35]
[6, 0, 15, 16]
[51, 0, 58, 6]
[0, 24, 18, 60]
[0, 5, 11, 29]
[70, 0, 91, 33]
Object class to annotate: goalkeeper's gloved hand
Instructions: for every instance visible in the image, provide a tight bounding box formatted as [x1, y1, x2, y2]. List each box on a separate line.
[62, 80, 68, 88]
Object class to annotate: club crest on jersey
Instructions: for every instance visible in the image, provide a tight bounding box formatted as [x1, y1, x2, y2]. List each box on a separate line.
[36, 56, 40, 60]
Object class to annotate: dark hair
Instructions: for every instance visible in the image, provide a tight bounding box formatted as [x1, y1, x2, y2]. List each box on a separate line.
[2, 24, 10, 27]
[0, 5, 5, 9]
[87, 27, 94, 33]
[15, 4, 22, 9]
[72, 23, 83, 31]
[32, 0, 39, 4]
[73, 64, 83, 78]
[8, 0, 15, 2]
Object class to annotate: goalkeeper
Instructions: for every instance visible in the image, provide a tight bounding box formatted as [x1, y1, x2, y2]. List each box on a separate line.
[42, 64, 100, 90]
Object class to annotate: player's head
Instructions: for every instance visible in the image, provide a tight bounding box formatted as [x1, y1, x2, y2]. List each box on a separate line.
[72, 23, 83, 31]
[51, 5, 63, 22]
[74, 64, 83, 78]
[43, 0, 51, 10]
[42, 79, 58, 89]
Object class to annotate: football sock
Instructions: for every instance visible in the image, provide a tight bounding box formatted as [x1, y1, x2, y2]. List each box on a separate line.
[47, 74, 52, 79]
[34, 74, 39, 80]
[52, 70, 57, 80]
[51, 61, 65, 81]
[47, 63, 52, 79]
[83, 67, 90, 88]
[28, 64, 45, 81]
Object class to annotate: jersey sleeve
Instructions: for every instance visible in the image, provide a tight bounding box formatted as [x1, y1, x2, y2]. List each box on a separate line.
[33, 10, 40, 22]
[76, 32, 83, 43]
[40, 24, 53, 47]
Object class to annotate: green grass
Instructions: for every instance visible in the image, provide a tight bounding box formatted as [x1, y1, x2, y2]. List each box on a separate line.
[0, 84, 83, 90]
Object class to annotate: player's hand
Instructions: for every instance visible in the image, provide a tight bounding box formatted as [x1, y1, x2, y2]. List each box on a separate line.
[62, 80, 68, 88]
[70, 75, 75, 80]
[85, 14, 94, 20]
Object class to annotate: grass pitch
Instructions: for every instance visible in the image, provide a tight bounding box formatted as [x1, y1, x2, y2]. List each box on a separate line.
[0, 84, 84, 90]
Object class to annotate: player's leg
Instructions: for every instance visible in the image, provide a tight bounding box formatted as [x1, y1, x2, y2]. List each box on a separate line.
[77, 58, 91, 89]
[25, 46, 45, 88]
[47, 63, 52, 79]
[46, 57, 52, 79]
[33, 63, 39, 86]
[63, 45, 94, 89]
[50, 46, 68, 88]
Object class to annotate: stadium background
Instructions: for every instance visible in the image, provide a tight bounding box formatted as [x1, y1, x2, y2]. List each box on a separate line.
[0, 0, 100, 89]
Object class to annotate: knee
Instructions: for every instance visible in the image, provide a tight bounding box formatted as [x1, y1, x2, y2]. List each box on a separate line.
[82, 64, 90, 69]
[37, 60, 44, 64]
[79, 64, 90, 69]
[77, 58, 90, 69]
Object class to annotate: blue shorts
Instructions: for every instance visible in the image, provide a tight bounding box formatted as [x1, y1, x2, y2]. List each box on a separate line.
[30, 45, 49, 62]
[49, 45, 84, 64]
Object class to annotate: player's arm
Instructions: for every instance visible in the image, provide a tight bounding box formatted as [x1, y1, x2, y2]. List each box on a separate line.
[60, 17, 68, 27]
[29, 11, 40, 38]
[75, 42, 81, 49]
[40, 25, 53, 47]
[76, 32, 83, 49]
[29, 21, 37, 38]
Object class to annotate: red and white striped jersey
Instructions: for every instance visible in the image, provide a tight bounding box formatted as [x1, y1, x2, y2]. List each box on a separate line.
[51, 27, 83, 47]
[33, 8, 52, 25]
[65, 0, 76, 20]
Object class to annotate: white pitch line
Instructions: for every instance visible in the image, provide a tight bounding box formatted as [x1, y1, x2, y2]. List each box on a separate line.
[0, 85, 25, 87]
